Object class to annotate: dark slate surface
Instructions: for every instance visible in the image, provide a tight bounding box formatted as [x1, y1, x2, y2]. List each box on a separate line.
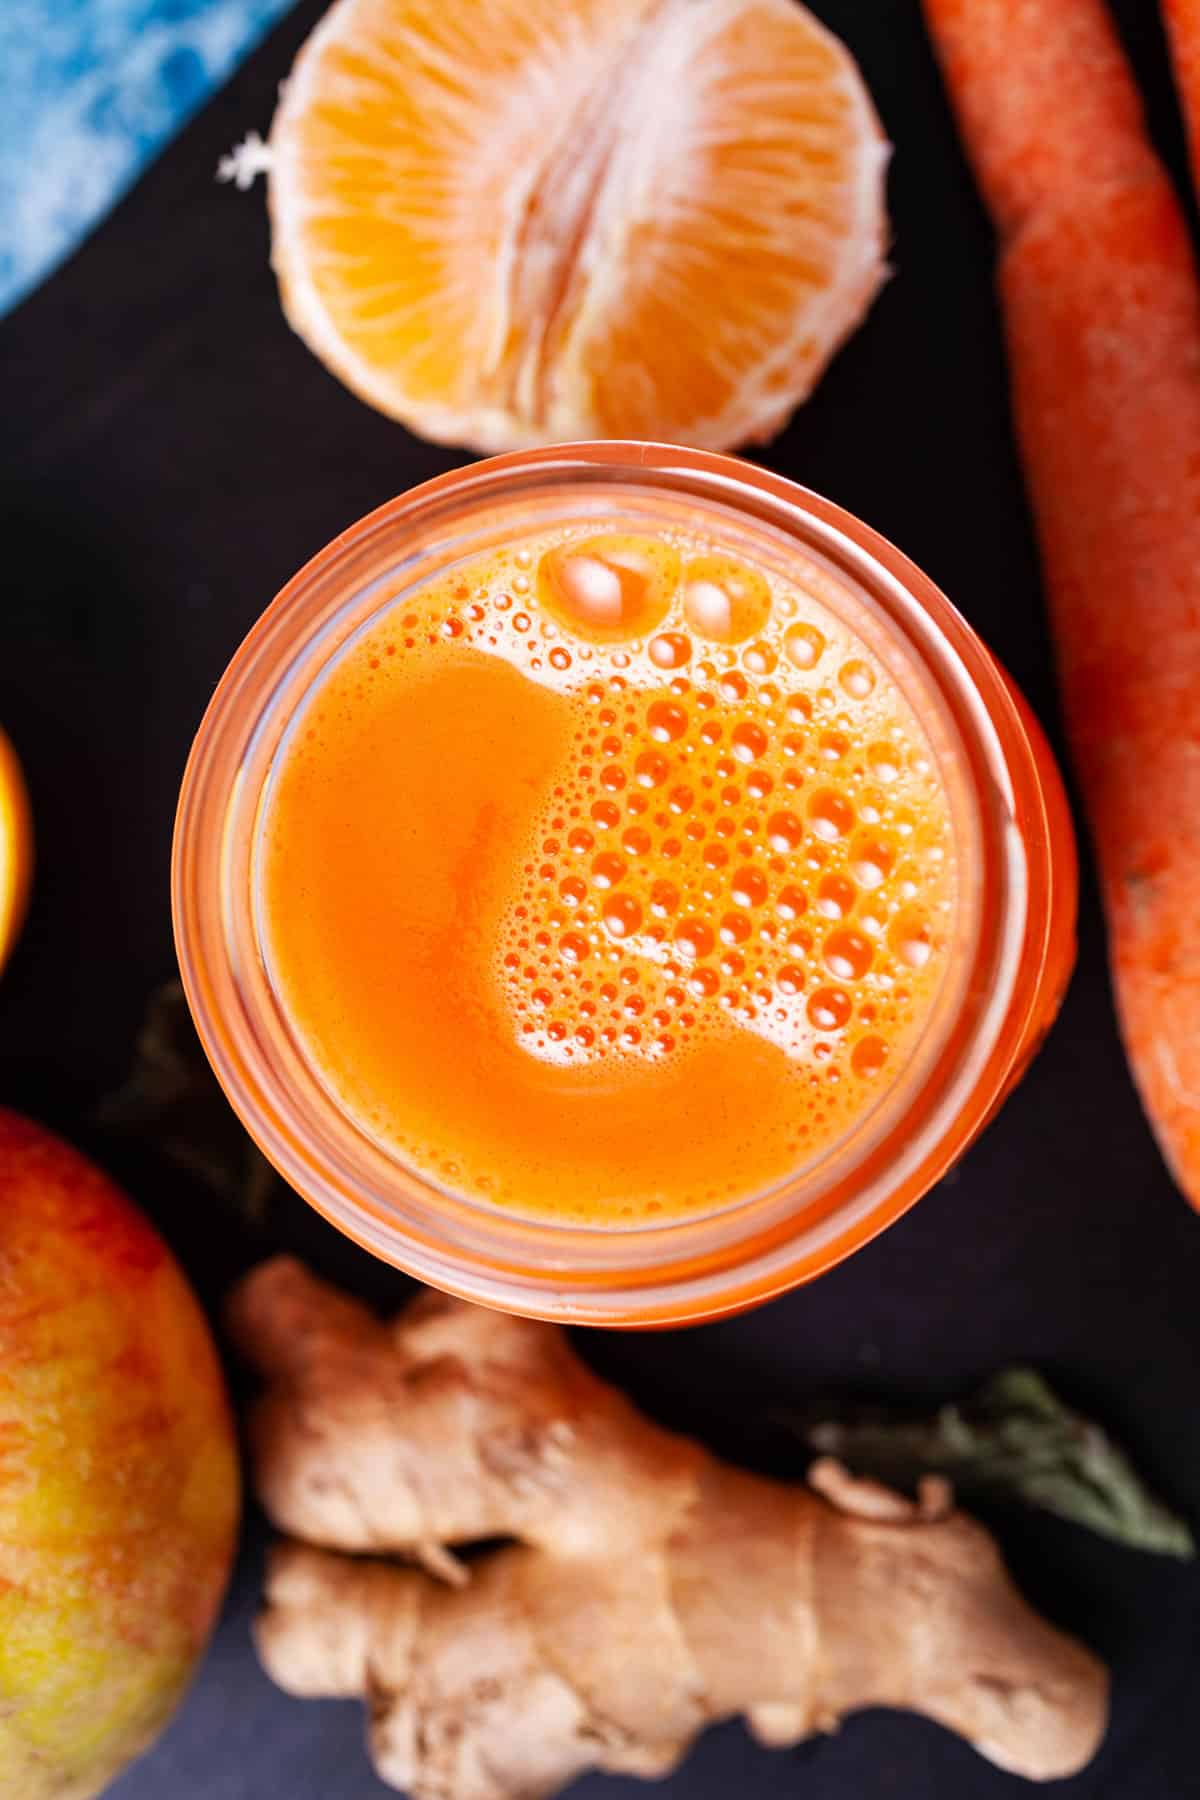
[1, 3, 1198, 1797]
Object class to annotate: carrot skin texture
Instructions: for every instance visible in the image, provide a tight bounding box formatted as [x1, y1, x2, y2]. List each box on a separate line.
[1163, 0, 1200, 200]
[924, 0, 1200, 1205]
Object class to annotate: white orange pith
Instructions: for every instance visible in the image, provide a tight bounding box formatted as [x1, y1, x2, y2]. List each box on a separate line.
[266, 0, 889, 451]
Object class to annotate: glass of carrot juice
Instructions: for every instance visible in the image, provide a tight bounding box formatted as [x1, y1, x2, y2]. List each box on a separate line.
[172, 444, 1075, 1325]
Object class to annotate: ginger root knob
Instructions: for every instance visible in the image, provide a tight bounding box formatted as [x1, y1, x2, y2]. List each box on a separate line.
[228, 1258, 1107, 1798]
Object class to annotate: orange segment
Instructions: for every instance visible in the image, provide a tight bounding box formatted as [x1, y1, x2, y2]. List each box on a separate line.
[0, 728, 32, 976]
[267, 0, 888, 451]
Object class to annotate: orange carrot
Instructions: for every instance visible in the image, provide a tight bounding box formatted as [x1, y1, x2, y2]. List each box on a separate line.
[1163, 1, 1200, 194]
[923, 0, 1200, 1207]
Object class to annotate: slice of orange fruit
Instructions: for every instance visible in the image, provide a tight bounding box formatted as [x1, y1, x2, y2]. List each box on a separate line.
[0, 728, 32, 976]
[266, 0, 889, 451]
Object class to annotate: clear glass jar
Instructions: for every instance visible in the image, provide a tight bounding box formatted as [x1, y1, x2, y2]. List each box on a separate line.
[172, 444, 1075, 1326]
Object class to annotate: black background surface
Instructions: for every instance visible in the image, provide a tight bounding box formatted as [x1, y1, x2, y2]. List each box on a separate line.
[2, 2, 1199, 1796]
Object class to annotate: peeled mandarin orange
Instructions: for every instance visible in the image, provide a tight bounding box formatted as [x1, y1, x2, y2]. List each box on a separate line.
[0, 728, 32, 976]
[266, 0, 889, 451]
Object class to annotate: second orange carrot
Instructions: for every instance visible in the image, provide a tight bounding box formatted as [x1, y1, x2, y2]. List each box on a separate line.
[923, 0, 1200, 1207]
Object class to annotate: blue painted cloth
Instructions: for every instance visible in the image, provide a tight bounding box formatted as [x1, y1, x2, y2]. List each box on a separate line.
[0, 0, 293, 317]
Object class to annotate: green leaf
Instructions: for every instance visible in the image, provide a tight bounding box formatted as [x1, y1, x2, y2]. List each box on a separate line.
[801, 1368, 1194, 1558]
[92, 979, 282, 1229]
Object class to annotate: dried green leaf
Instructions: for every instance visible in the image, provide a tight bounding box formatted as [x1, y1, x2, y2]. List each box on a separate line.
[802, 1368, 1194, 1558]
[92, 979, 282, 1229]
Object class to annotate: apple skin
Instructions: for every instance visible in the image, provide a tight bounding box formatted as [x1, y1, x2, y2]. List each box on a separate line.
[0, 1107, 240, 1798]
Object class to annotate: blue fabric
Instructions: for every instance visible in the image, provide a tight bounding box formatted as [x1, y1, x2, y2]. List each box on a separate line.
[0, 0, 294, 317]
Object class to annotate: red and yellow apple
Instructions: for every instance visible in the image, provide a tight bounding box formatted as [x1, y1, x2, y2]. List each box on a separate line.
[0, 1108, 240, 1797]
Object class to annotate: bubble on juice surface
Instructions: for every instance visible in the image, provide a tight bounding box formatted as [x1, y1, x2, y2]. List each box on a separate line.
[767, 811, 802, 853]
[868, 742, 901, 783]
[730, 866, 768, 909]
[634, 749, 671, 789]
[852, 1034, 889, 1078]
[591, 852, 626, 889]
[602, 894, 643, 938]
[824, 928, 873, 981]
[839, 659, 875, 699]
[647, 699, 689, 742]
[814, 873, 856, 919]
[849, 831, 894, 890]
[731, 721, 767, 762]
[675, 918, 715, 960]
[649, 631, 692, 670]
[743, 640, 777, 676]
[809, 790, 854, 842]
[784, 621, 826, 670]
[538, 534, 679, 641]
[807, 986, 852, 1031]
[890, 907, 933, 969]
[682, 554, 772, 643]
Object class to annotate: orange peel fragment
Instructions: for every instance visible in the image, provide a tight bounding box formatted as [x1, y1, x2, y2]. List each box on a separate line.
[0, 728, 32, 976]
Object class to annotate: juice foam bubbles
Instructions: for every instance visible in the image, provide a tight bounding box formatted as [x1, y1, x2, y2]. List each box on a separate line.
[258, 523, 957, 1224]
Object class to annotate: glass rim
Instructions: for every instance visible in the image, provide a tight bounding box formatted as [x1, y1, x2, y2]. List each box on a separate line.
[173, 442, 1058, 1325]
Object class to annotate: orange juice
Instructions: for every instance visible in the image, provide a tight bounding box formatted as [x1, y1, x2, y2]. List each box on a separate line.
[257, 523, 957, 1224]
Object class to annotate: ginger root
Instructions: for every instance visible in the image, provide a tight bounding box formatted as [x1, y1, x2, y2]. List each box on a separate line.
[228, 1258, 1107, 1798]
